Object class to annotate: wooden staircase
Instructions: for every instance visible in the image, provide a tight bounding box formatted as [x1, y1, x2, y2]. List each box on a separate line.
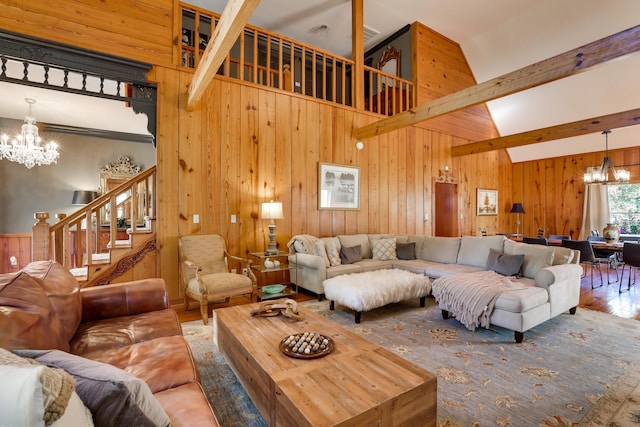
[32, 166, 157, 285]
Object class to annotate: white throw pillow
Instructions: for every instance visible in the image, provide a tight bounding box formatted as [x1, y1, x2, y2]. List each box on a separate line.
[0, 348, 84, 427]
[326, 242, 342, 266]
[552, 246, 575, 265]
[312, 241, 330, 268]
[504, 239, 555, 279]
[372, 238, 398, 261]
[0, 364, 46, 427]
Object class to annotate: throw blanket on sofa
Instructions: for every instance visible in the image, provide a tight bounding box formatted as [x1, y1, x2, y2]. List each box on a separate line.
[287, 234, 319, 254]
[431, 271, 526, 331]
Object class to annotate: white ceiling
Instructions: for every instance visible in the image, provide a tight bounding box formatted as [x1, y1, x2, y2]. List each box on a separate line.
[2, 0, 638, 162]
[0, 81, 150, 136]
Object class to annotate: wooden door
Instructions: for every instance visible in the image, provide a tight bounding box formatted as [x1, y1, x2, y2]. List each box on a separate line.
[434, 182, 458, 236]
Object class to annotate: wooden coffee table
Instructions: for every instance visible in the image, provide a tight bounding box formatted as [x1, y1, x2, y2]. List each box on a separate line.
[213, 302, 437, 427]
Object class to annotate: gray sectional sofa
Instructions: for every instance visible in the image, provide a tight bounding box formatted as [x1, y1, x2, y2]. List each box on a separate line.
[288, 234, 583, 342]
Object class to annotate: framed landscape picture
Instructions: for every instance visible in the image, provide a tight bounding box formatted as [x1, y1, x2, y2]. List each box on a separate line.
[477, 188, 498, 216]
[318, 162, 360, 210]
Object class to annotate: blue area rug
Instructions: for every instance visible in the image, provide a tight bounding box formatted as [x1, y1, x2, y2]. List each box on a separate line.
[180, 322, 266, 427]
[182, 298, 640, 426]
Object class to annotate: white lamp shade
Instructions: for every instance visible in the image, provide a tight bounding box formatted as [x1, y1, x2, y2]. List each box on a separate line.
[261, 201, 283, 219]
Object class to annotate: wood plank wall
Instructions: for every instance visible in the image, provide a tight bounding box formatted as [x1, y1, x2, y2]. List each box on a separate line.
[0, 234, 31, 274]
[0, 0, 175, 67]
[411, 22, 499, 142]
[512, 147, 640, 239]
[155, 72, 512, 298]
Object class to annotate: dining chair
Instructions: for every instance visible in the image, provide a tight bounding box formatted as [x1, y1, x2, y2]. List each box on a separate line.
[179, 234, 257, 324]
[560, 239, 603, 289]
[523, 236, 548, 246]
[587, 236, 619, 284]
[619, 242, 640, 293]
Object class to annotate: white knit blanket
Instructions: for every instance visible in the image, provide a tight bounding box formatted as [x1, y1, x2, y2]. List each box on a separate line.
[323, 269, 432, 312]
[286, 234, 319, 254]
[431, 270, 526, 331]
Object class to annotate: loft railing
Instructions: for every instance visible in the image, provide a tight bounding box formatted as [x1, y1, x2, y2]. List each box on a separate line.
[179, 3, 414, 116]
[32, 166, 156, 270]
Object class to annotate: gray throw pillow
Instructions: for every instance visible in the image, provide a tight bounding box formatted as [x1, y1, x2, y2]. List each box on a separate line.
[486, 248, 524, 277]
[396, 242, 416, 260]
[15, 349, 170, 427]
[340, 245, 362, 264]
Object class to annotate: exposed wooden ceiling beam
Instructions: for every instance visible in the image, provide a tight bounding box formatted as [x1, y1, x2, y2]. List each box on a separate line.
[353, 25, 640, 140]
[187, 0, 260, 110]
[451, 108, 640, 157]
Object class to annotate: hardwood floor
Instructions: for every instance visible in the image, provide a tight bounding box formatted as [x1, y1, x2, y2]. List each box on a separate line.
[578, 264, 640, 320]
[177, 266, 640, 323]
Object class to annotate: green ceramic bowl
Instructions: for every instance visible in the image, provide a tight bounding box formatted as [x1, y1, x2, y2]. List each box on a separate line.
[262, 284, 286, 294]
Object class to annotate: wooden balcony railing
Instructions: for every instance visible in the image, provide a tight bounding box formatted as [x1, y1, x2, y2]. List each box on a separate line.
[32, 166, 156, 270]
[180, 2, 414, 116]
[363, 65, 414, 115]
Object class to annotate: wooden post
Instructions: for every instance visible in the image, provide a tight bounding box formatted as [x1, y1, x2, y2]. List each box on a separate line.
[352, 0, 364, 110]
[32, 212, 51, 261]
[283, 64, 292, 92]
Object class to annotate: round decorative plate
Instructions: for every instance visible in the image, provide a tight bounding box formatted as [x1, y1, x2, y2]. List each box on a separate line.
[279, 332, 334, 359]
[262, 284, 287, 294]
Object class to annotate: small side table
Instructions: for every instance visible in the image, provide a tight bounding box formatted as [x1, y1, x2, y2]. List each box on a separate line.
[249, 251, 291, 288]
[257, 286, 297, 302]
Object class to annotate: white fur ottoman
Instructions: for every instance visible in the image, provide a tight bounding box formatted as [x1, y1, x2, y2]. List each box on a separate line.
[322, 269, 432, 323]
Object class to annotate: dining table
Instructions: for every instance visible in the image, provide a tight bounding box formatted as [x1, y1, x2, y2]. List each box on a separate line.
[589, 241, 624, 252]
[547, 239, 624, 252]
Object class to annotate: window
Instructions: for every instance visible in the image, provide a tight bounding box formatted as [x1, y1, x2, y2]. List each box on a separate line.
[608, 184, 640, 235]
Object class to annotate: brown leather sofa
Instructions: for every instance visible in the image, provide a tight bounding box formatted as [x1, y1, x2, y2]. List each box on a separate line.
[0, 260, 219, 426]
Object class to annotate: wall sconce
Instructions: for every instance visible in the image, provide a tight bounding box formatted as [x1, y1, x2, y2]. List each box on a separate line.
[355, 141, 364, 150]
[261, 200, 284, 255]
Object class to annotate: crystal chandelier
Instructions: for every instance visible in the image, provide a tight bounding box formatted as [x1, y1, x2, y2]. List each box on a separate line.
[0, 98, 60, 169]
[583, 130, 630, 184]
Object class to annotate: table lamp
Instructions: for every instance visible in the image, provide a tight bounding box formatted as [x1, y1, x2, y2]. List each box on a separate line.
[509, 203, 525, 235]
[261, 200, 284, 255]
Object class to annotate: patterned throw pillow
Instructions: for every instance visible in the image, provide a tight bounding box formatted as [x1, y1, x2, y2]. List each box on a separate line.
[312, 241, 331, 268]
[326, 242, 341, 266]
[372, 238, 398, 261]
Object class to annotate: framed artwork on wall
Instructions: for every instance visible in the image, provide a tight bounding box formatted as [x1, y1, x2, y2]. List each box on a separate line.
[318, 162, 360, 210]
[477, 188, 498, 216]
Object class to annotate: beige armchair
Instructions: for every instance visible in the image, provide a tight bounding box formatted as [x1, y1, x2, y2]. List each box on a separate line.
[179, 234, 257, 324]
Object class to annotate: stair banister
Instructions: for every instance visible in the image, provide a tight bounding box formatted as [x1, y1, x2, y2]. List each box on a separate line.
[32, 166, 156, 268]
